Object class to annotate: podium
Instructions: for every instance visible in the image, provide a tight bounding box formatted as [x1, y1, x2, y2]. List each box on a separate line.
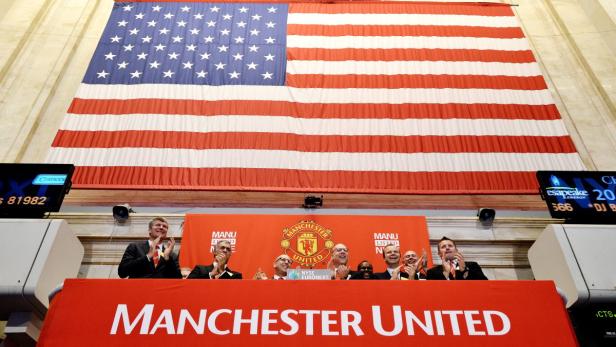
[38, 279, 577, 346]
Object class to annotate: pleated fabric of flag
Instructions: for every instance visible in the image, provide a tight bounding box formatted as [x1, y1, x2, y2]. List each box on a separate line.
[47, 1, 585, 193]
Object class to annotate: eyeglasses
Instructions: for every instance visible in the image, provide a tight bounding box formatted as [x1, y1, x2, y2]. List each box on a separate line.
[276, 258, 293, 264]
[359, 266, 373, 271]
[334, 248, 348, 252]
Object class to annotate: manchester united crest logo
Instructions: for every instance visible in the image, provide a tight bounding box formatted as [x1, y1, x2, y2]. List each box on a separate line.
[281, 220, 334, 267]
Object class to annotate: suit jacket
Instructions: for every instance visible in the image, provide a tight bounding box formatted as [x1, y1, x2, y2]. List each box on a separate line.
[349, 272, 378, 280]
[398, 271, 428, 280]
[375, 269, 409, 280]
[412, 272, 427, 280]
[426, 261, 487, 280]
[187, 264, 243, 279]
[118, 241, 182, 279]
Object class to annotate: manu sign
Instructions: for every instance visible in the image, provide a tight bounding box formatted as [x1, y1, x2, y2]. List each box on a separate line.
[179, 214, 431, 275]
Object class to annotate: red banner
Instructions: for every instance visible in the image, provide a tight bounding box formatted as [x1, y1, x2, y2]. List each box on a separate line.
[179, 214, 431, 276]
[38, 279, 577, 346]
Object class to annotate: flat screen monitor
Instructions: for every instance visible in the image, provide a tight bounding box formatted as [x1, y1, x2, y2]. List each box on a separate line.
[0, 163, 74, 218]
[537, 171, 616, 223]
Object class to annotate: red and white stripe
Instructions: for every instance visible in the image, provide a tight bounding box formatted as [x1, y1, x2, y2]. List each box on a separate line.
[47, 2, 585, 193]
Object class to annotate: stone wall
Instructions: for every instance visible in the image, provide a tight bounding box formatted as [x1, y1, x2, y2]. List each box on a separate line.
[61, 212, 551, 280]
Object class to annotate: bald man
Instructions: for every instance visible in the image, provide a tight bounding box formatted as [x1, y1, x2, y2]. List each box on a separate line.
[254, 254, 294, 280]
[328, 243, 353, 280]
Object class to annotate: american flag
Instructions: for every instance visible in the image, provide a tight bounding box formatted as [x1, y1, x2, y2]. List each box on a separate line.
[47, 1, 585, 193]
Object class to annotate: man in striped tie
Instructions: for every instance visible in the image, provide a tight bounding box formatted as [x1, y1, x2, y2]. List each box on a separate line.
[118, 217, 182, 279]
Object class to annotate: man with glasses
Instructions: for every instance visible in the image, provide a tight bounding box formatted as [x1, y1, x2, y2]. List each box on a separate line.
[253, 254, 293, 280]
[187, 240, 242, 279]
[272, 254, 293, 280]
[118, 217, 182, 279]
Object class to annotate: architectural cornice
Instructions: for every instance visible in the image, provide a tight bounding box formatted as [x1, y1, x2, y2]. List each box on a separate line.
[62, 189, 548, 210]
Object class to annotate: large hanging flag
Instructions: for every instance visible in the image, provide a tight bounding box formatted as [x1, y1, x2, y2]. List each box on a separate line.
[47, 1, 585, 193]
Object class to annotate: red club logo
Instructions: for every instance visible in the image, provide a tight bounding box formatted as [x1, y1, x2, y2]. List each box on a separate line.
[280, 220, 334, 268]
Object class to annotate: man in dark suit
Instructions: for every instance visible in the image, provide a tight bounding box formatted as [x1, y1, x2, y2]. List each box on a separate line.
[118, 217, 182, 279]
[375, 244, 409, 280]
[426, 237, 488, 280]
[187, 240, 242, 279]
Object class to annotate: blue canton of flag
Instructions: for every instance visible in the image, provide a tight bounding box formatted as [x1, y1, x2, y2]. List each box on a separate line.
[84, 2, 288, 86]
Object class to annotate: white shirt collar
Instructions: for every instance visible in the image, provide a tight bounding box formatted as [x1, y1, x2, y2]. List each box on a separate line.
[148, 240, 163, 250]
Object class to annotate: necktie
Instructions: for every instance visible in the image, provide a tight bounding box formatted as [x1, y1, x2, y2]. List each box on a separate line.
[153, 247, 161, 267]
